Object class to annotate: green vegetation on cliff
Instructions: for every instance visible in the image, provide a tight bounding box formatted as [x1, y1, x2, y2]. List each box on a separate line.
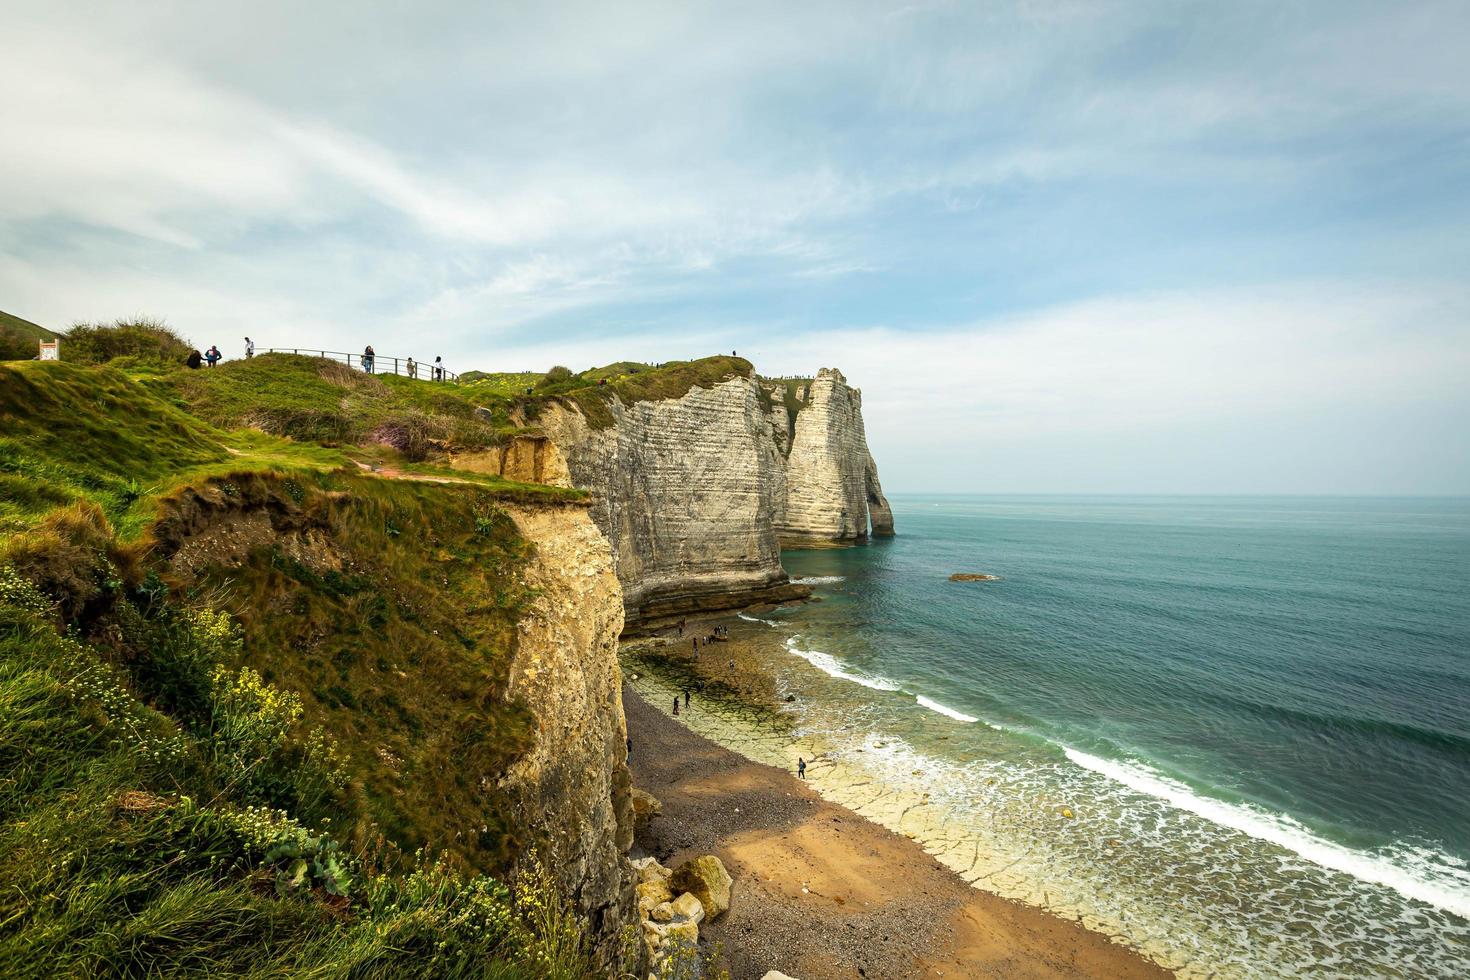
[0, 337, 602, 977]
[465, 354, 753, 430]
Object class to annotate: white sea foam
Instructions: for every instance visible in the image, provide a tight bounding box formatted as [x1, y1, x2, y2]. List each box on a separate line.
[915, 695, 979, 723]
[1062, 747, 1470, 920]
[792, 575, 846, 585]
[736, 612, 780, 627]
[784, 636, 902, 692]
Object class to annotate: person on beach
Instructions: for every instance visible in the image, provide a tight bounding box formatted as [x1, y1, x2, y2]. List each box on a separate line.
[672, 697, 680, 717]
[797, 757, 807, 779]
[626, 736, 632, 762]
[363, 345, 375, 373]
[683, 689, 690, 709]
[406, 356, 416, 379]
[244, 336, 254, 359]
[205, 345, 221, 367]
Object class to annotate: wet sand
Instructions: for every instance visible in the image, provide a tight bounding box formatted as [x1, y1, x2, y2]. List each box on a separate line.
[625, 689, 1172, 980]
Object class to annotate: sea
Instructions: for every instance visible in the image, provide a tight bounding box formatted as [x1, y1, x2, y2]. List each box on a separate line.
[628, 495, 1470, 977]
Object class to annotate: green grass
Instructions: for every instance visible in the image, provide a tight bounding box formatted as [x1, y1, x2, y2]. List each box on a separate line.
[159, 353, 509, 454]
[465, 355, 754, 431]
[0, 568, 598, 979]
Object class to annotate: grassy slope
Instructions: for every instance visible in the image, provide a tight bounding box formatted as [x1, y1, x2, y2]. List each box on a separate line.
[0, 309, 58, 361]
[0, 357, 599, 977]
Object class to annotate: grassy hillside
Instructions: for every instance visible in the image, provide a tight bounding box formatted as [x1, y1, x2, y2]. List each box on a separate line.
[0, 350, 601, 977]
[0, 309, 58, 360]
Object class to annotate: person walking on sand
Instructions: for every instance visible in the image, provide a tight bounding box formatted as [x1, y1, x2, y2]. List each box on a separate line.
[797, 757, 807, 779]
[363, 345, 375, 373]
[683, 689, 690, 709]
[244, 336, 254, 359]
[672, 697, 680, 717]
[626, 736, 632, 762]
[205, 345, 221, 367]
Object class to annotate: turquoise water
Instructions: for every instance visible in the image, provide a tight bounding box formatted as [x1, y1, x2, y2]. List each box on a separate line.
[758, 495, 1470, 976]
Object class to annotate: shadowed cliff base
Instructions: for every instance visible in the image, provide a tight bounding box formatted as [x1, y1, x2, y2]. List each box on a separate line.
[624, 690, 1171, 980]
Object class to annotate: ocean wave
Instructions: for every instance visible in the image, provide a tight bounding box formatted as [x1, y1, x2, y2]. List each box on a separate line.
[915, 695, 979, 723]
[737, 612, 781, 627]
[792, 575, 846, 585]
[1062, 746, 1470, 920]
[784, 637, 902, 692]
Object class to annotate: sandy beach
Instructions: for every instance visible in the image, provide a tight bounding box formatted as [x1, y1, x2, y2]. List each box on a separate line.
[625, 688, 1172, 980]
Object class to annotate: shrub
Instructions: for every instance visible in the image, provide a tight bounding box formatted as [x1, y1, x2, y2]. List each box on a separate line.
[536, 365, 575, 388]
[63, 318, 194, 367]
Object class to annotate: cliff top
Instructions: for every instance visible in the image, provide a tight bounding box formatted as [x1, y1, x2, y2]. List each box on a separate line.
[466, 354, 755, 430]
[0, 357, 583, 543]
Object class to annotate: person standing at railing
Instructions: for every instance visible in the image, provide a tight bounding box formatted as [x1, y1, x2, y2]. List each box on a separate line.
[244, 337, 254, 359]
[432, 355, 444, 381]
[363, 345, 375, 373]
[406, 356, 416, 379]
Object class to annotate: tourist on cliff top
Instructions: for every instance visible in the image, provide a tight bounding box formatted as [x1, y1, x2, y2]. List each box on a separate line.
[205, 345, 221, 367]
[406, 356, 416, 379]
[433, 355, 444, 380]
[363, 345, 375, 373]
[244, 337, 254, 359]
[186, 349, 202, 369]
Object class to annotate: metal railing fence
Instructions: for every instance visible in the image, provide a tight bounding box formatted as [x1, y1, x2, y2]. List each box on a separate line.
[260, 348, 459, 382]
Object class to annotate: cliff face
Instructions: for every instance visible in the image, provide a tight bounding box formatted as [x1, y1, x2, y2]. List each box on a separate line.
[500, 503, 634, 964]
[153, 475, 637, 966]
[532, 377, 809, 630]
[509, 364, 892, 630]
[774, 368, 895, 545]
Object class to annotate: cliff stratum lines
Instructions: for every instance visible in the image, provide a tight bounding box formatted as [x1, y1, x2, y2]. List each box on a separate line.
[459, 358, 894, 629]
[0, 329, 891, 977]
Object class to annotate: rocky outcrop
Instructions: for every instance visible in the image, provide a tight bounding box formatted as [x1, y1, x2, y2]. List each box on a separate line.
[450, 434, 573, 487]
[531, 376, 810, 630]
[775, 368, 894, 544]
[498, 503, 635, 967]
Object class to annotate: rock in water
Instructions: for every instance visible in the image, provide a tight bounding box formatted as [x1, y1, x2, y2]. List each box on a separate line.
[949, 572, 1001, 582]
[672, 854, 734, 919]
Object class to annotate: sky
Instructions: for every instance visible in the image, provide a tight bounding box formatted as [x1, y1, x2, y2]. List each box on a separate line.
[2, 1, 1468, 494]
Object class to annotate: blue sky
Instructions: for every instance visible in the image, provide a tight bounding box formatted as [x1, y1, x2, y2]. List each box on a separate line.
[2, 1, 1467, 493]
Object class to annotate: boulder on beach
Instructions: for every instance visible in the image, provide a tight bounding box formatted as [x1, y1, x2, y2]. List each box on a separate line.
[652, 891, 705, 925]
[949, 572, 1001, 582]
[637, 878, 674, 917]
[761, 973, 802, 980]
[631, 788, 662, 826]
[672, 854, 733, 919]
